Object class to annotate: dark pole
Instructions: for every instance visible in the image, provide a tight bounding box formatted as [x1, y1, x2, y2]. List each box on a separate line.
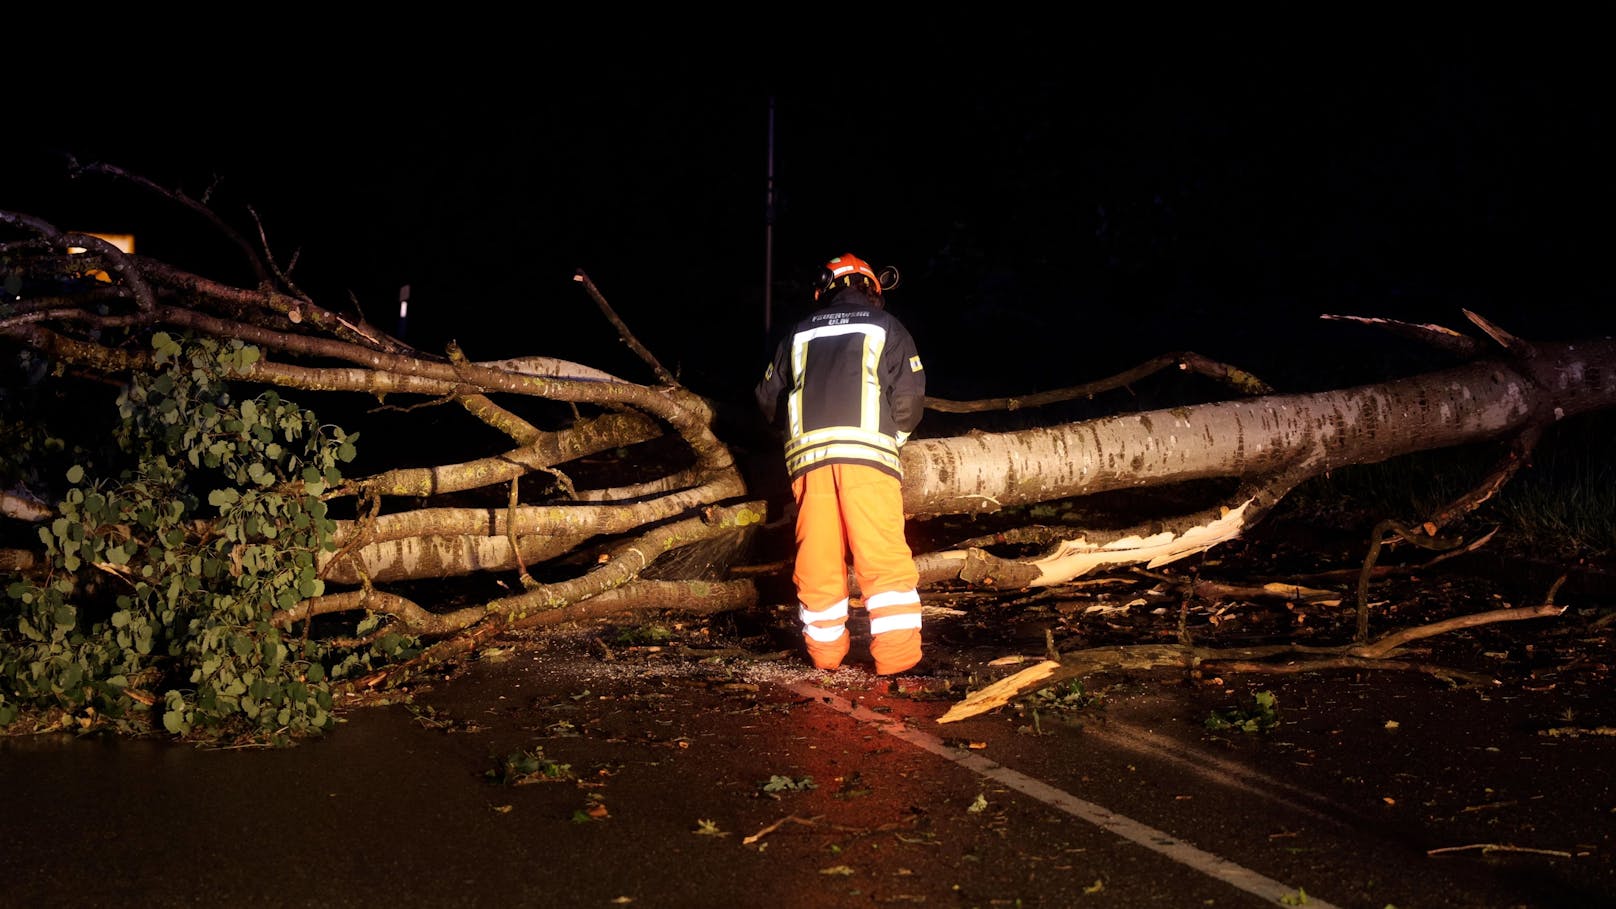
[764, 95, 777, 357]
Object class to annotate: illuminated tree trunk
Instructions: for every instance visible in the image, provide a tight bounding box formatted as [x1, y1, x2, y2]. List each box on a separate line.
[903, 334, 1616, 587]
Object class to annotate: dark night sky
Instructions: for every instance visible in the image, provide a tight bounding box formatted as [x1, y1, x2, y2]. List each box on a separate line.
[5, 25, 1612, 407]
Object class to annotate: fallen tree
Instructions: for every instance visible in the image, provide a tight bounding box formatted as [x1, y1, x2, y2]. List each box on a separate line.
[909, 317, 1614, 586]
[0, 168, 1605, 741]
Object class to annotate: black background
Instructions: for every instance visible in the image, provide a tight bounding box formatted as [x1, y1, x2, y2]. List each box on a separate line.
[5, 24, 1612, 410]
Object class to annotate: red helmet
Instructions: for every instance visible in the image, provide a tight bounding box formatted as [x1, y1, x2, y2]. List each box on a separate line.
[815, 253, 883, 300]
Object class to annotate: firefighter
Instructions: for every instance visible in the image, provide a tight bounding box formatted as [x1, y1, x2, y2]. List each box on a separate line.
[755, 253, 927, 675]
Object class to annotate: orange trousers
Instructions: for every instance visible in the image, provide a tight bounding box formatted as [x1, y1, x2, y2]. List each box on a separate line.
[791, 462, 923, 675]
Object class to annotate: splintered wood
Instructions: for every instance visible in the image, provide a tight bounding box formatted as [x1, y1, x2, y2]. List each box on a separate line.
[937, 660, 1061, 723]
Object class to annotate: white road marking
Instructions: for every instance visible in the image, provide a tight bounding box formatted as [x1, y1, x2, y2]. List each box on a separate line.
[789, 682, 1343, 908]
[1082, 721, 1363, 828]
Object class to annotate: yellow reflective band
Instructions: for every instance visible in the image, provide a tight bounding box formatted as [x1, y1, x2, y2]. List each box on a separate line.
[861, 333, 883, 432]
[788, 426, 899, 456]
[786, 443, 902, 476]
[786, 343, 807, 438]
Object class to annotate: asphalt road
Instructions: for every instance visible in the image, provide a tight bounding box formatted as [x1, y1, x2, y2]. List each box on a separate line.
[2, 612, 1611, 909]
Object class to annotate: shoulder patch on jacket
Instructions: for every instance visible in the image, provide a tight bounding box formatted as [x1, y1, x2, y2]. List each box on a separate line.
[908, 355, 923, 373]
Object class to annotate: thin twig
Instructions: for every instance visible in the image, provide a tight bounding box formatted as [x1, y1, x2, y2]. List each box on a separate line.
[572, 269, 677, 387]
[1427, 843, 1573, 858]
[742, 814, 820, 845]
[924, 351, 1273, 413]
[1349, 604, 1565, 659]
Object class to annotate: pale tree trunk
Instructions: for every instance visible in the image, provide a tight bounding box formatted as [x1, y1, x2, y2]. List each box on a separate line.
[905, 331, 1616, 587]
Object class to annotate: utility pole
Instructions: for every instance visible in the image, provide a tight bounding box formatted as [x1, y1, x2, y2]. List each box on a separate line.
[763, 95, 777, 357]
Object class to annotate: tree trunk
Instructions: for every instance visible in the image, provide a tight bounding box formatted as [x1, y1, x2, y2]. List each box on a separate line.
[902, 333, 1616, 585]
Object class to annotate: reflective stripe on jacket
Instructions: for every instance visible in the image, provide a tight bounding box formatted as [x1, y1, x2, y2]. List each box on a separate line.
[755, 289, 925, 480]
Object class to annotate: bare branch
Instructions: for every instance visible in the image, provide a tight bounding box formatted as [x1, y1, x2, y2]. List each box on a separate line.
[925, 351, 1273, 413]
[573, 269, 677, 387]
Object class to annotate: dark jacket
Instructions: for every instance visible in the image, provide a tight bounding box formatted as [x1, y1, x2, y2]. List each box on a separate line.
[754, 288, 926, 480]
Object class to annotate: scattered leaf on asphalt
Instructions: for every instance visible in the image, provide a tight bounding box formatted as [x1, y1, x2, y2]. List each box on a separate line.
[819, 865, 856, 876]
[487, 747, 574, 785]
[762, 774, 817, 793]
[967, 794, 988, 814]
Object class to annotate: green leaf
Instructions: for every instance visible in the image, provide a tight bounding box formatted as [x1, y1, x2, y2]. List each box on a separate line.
[66, 464, 85, 484]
